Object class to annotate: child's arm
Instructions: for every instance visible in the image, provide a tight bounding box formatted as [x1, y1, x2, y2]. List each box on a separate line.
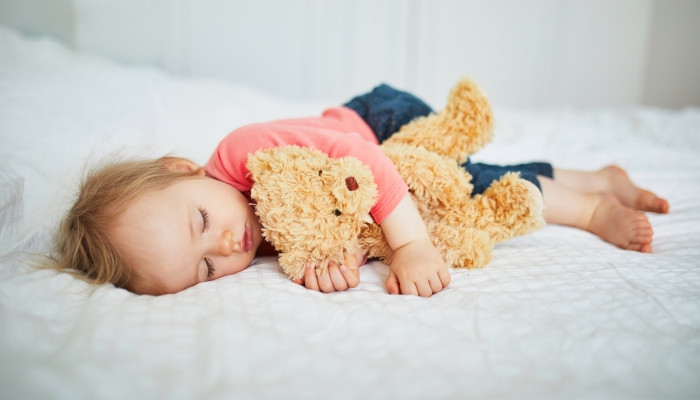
[380, 193, 450, 297]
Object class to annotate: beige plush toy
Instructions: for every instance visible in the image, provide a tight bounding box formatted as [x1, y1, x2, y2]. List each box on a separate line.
[247, 79, 545, 280]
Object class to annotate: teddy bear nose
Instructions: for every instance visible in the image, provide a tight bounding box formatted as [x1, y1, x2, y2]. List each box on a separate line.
[345, 176, 358, 191]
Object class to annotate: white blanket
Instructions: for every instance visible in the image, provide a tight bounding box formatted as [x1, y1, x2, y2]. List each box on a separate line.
[1, 26, 699, 399]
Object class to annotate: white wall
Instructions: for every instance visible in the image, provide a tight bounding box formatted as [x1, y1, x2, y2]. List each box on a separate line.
[642, 0, 700, 108]
[1, 0, 699, 109]
[0, 0, 73, 43]
[409, 0, 653, 108]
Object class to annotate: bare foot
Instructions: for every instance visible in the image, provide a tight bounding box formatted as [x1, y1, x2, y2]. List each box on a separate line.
[587, 197, 654, 253]
[600, 192, 621, 206]
[600, 166, 669, 214]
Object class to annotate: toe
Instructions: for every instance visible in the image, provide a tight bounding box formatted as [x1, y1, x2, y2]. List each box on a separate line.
[632, 224, 652, 235]
[631, 233, 653, 244]
[631, 213, 652, 228]
[626, 243, 644, 252]
[637, 191, 669, 214]
[655, 198, 670, 214]
[626, 242, 653, 253]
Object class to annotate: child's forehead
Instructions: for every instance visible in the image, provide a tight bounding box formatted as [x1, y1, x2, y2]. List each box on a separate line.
[112, 198, 198, 291]
[118, 187, 192, 228]
[136, 178, 207, 202]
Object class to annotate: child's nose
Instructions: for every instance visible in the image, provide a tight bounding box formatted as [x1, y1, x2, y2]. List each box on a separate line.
[217, 230, 235, 256]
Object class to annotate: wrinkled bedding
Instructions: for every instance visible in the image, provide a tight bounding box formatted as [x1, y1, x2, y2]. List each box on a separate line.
[1, 26, 699, 399]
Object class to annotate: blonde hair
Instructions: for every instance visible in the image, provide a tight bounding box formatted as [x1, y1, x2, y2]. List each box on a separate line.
[51, 156, 202, 295]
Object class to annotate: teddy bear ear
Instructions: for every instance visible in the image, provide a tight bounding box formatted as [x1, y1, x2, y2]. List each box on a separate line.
[246, 150, 274, 181]
[247, 146, 330, 182]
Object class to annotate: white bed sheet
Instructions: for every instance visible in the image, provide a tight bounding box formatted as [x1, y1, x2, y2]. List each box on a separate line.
[1, 26, 700, 399]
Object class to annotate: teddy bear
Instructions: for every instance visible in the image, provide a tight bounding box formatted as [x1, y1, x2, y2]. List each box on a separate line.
[247, 79, 545, 280]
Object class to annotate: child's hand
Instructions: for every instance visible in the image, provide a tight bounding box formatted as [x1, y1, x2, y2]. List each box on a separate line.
[293, 250, 362, 292]
[385, 238, 450, 297]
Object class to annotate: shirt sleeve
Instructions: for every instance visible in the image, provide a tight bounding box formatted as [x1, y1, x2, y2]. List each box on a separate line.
[204, 107, 408, 224]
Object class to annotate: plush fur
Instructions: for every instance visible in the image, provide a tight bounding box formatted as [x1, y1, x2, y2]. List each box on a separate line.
[247, 79, 545, 280]
[383, 78, 494, 164]
[248, 146, 378, 279]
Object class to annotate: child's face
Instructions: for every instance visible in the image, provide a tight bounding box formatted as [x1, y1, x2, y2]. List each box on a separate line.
[111, 176, 263, 294]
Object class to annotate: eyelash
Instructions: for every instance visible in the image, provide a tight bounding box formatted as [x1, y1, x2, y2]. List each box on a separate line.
[199, 207, 210, 231]
[199, 207, 214, 278]
[204, 258, 215, 278]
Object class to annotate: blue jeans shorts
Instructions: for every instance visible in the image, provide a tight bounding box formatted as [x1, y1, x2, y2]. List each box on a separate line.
[344, 84, 553, 194]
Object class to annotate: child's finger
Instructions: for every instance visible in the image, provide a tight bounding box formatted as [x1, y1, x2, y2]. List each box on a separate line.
[385, 270, 400, 294]
[429, 277, 443, 294]
[339, 263, 360, 288]
[292, 277, 304, 285]
[399, 278, 419, 297]
[328, 262, 348, 291]
[438, 268, 451, 288]
[303, 263, 320, 291]
[415, 281, 433, 298]
[344, 252, 361, 269]
[316, 269, 335, 293]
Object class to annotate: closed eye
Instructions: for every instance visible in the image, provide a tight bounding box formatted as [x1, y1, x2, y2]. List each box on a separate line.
[204, 257, 215, 279]
[199, 207, 210, 231]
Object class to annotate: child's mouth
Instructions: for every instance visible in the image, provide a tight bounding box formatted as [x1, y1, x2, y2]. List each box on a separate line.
[242, 225, 253, 253]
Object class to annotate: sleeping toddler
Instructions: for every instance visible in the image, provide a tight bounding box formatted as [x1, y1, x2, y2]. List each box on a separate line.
[52, 85, 669, 296]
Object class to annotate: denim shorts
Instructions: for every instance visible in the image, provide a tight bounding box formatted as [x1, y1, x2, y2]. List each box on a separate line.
[344, 84, 553, 194]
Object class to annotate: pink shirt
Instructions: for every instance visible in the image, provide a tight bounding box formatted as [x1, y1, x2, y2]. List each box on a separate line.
[204, 106, 408, 224]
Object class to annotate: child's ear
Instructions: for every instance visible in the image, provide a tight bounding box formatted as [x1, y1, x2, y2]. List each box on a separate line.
[165, 159, 205, 176]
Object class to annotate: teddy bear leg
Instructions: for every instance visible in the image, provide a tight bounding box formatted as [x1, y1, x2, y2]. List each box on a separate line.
[477, 172, 546, 242]
[383, 79, 494, 164]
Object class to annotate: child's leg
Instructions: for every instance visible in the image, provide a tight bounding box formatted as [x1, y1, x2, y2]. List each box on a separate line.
[343, 84, 433, 143]
[553, 166, 669, 213]
[539, 176, 654, 252]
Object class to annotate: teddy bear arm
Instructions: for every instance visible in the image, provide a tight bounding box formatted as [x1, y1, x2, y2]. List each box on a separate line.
[381, 143, 475, 209]
[425, 220, 494, 270]
[278, 246, 353, 280]
[278, 251, 308, 280]
[358, 223, 394, 264]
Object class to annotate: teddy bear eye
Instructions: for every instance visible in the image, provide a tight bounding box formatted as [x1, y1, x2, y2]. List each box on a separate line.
[333, 209, 342, 216]
[318, 170, 322, 176]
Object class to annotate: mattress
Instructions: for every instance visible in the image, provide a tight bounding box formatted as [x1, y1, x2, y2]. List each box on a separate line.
[1, 25, 699, 399]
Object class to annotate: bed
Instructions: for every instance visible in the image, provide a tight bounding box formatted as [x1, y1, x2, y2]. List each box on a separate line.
[2, 25, 700, 399]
